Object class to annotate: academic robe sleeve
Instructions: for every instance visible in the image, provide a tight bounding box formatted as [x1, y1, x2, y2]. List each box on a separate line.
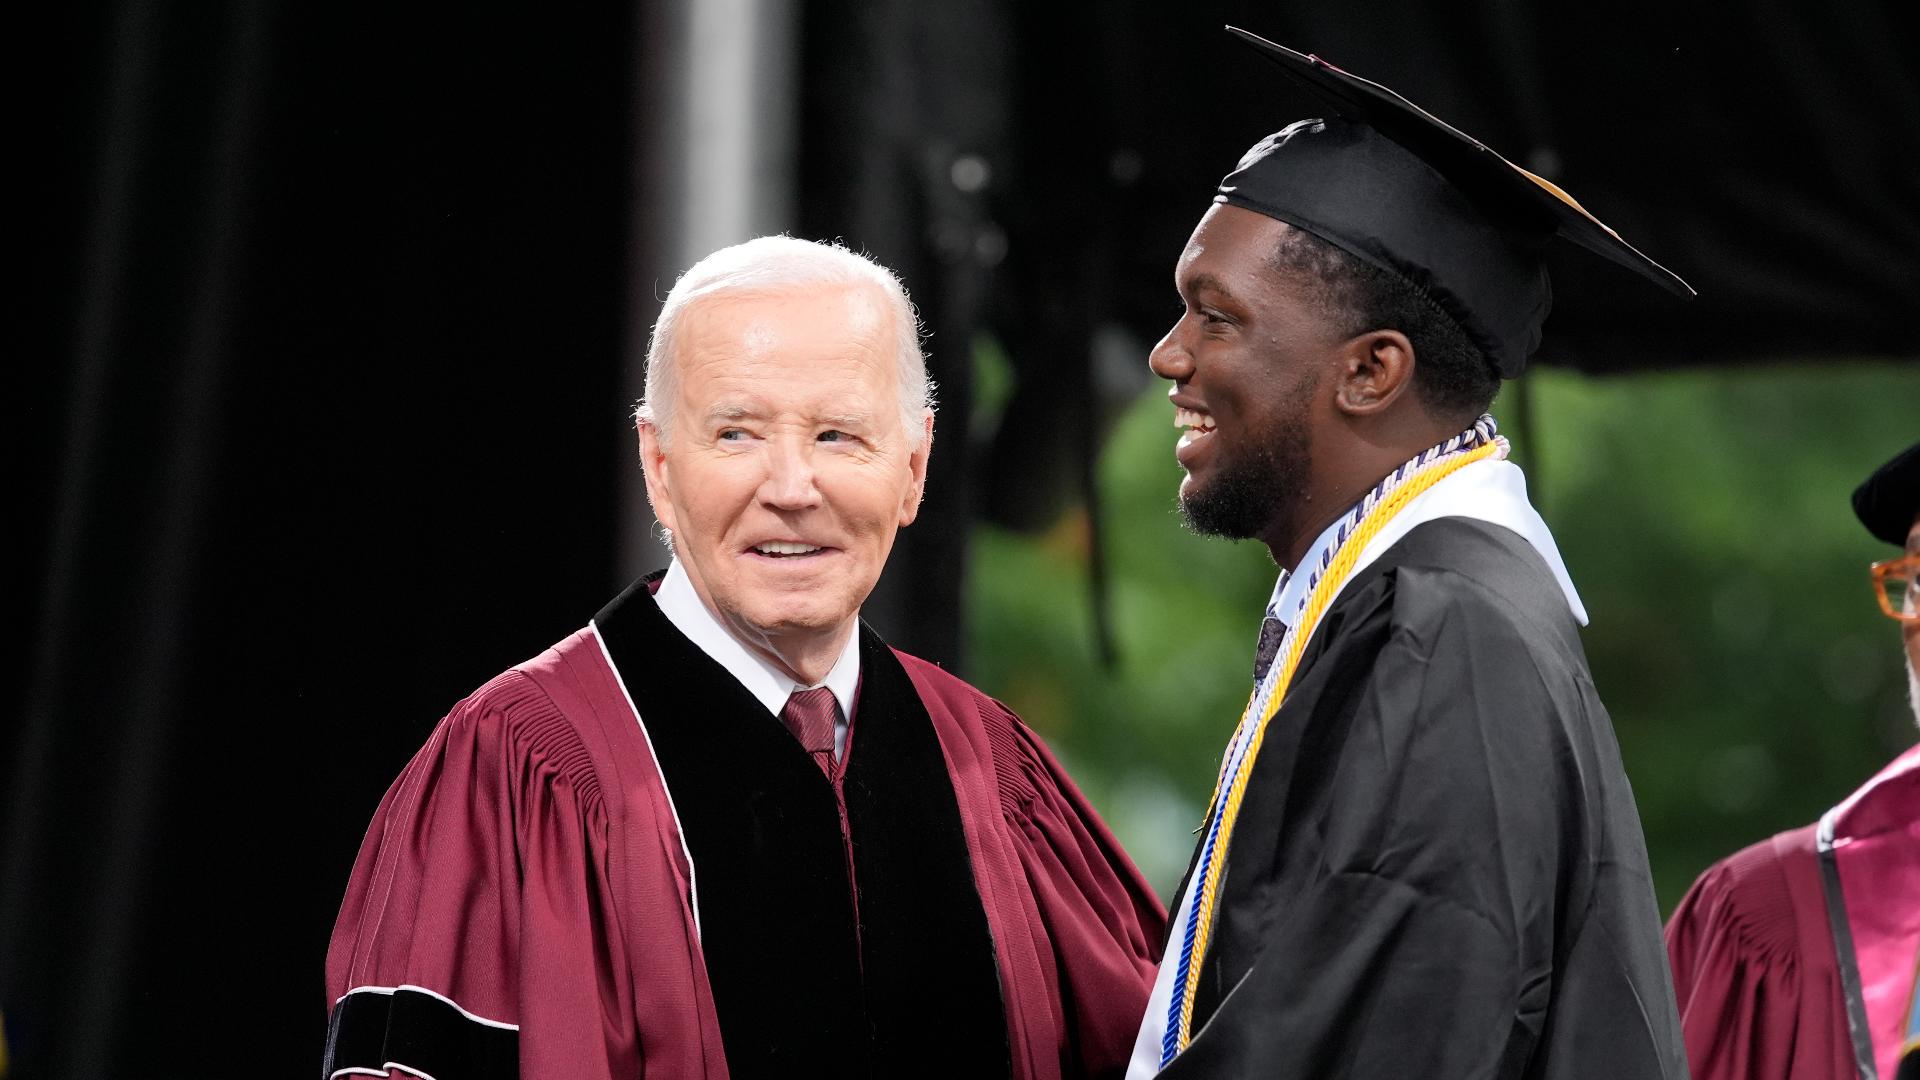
[1663, 826, 1855, 1080]
[324, 670, 639, 1080]
[990, 708, 1167, 1078]
[901, 649, 1166, 1080]
[1164, 567, 1676, 1079]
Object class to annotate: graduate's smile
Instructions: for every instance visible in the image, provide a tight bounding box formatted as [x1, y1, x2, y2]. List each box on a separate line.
[1145, 205, 1347, 544]
[1172, 398, 1218, 468]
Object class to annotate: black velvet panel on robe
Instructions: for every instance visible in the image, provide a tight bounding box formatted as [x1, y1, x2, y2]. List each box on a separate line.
[1165, 519, 1684, 1080]
[594, 576, 1008, 1079]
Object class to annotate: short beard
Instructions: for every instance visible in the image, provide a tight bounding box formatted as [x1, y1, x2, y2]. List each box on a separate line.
[1178, 420, 1311, 542]
[1908, 656, 1919, 735]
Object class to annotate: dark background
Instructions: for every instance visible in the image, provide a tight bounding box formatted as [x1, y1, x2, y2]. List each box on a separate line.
[9, 1, 1916, 1074]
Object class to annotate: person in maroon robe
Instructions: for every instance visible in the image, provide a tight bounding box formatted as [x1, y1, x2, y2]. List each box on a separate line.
[322, 236, 1166, 1079]
[1666, 440, 1920, 1080]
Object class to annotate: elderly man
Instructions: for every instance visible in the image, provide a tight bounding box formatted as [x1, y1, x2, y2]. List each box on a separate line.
[323, 236, 1163, 1079]
[1125, 31, 1688, 1079]
[1666, 441, 1920, 1080]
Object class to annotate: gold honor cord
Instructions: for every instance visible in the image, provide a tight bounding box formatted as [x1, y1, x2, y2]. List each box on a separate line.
[1174, 437, 1507, 1053]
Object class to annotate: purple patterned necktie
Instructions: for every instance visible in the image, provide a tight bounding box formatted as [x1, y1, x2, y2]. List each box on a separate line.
[781, 686, 839, 777]
[1252, 615, 1288, 683]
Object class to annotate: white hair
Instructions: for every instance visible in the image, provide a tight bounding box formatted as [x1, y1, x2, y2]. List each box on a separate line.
[636, 235, 935, 446]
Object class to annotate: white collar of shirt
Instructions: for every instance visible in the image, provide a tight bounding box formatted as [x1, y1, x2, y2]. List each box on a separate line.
[652, 559, 862, 727]
[1262, 515, 1342, 630]
[1264, 456, 1587, 629]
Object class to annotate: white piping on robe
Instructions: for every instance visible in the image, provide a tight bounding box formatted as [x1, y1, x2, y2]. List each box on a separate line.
[590, 620, 703, 941]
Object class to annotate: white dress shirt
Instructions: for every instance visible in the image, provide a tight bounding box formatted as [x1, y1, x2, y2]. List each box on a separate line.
[652, 559, 860, 758]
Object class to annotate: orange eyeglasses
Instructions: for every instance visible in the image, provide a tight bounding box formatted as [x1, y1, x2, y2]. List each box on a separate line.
[1870, 555, 1919, 621]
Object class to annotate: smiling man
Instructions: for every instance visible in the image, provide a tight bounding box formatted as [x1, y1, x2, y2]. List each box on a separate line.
[322, 237, 1163, 1079]
[1126, 32, 1691, 1079]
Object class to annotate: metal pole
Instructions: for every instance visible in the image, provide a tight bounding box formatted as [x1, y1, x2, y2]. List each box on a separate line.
[622, 0, 799, 581]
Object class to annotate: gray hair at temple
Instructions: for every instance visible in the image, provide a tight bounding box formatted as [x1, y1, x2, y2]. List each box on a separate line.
[635, 235, 936, 448]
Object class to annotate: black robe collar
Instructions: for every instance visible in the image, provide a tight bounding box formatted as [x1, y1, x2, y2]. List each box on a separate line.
[594, 575, 1009, 1078]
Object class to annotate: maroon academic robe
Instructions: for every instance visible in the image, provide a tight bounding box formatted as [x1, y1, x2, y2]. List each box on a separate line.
[1666, 744, 1920, 1080]
[324, 578, 1164, 1079]
[1665, 824, 1853, 1080]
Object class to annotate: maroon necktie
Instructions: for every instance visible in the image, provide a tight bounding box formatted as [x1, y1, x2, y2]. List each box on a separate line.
[780, 686, 839, 777]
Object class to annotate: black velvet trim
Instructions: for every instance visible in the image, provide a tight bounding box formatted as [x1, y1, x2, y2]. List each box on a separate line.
[593, 579, 1009, 1078]
[1817, 833, 1881, 1080]
[321, 988, 517, 1080]
[596, 578, 869, 1078]
[844, 625, 1010, 1077]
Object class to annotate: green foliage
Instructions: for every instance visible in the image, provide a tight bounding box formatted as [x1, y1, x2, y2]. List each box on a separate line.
[1523, 363, 1919, 908]
[966, 359, 1920, 908]
[965, 383, 1278, 888]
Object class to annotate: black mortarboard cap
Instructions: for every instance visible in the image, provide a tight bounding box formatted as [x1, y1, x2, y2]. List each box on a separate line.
[1852, 441, 1920, 546]
[1216, 27, 1694, 377]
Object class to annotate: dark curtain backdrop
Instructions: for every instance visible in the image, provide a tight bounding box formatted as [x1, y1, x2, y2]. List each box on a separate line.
[10, 0, 1915, 1073]
[11, 4, 636, 1073]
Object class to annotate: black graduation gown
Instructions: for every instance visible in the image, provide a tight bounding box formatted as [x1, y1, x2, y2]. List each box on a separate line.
[1163, 518, 1686, 1079]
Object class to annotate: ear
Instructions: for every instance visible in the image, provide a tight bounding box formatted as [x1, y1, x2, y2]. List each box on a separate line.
[637, 420, 679, 535]
[898, 411, 935, 527]
[1331, 329, 1417, 418]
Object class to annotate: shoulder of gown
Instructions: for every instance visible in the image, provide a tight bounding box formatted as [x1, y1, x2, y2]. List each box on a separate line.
[1665, 823, 1853, 1080]
[325, 655, 642, 1080]
[891, 649, 1166, 1080]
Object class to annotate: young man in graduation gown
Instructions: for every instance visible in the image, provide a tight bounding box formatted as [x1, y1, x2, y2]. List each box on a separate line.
[1666, 441, 1920, 1080]
[322, 236, 1165, 1079]
[1125, 31, 1690, 1079]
